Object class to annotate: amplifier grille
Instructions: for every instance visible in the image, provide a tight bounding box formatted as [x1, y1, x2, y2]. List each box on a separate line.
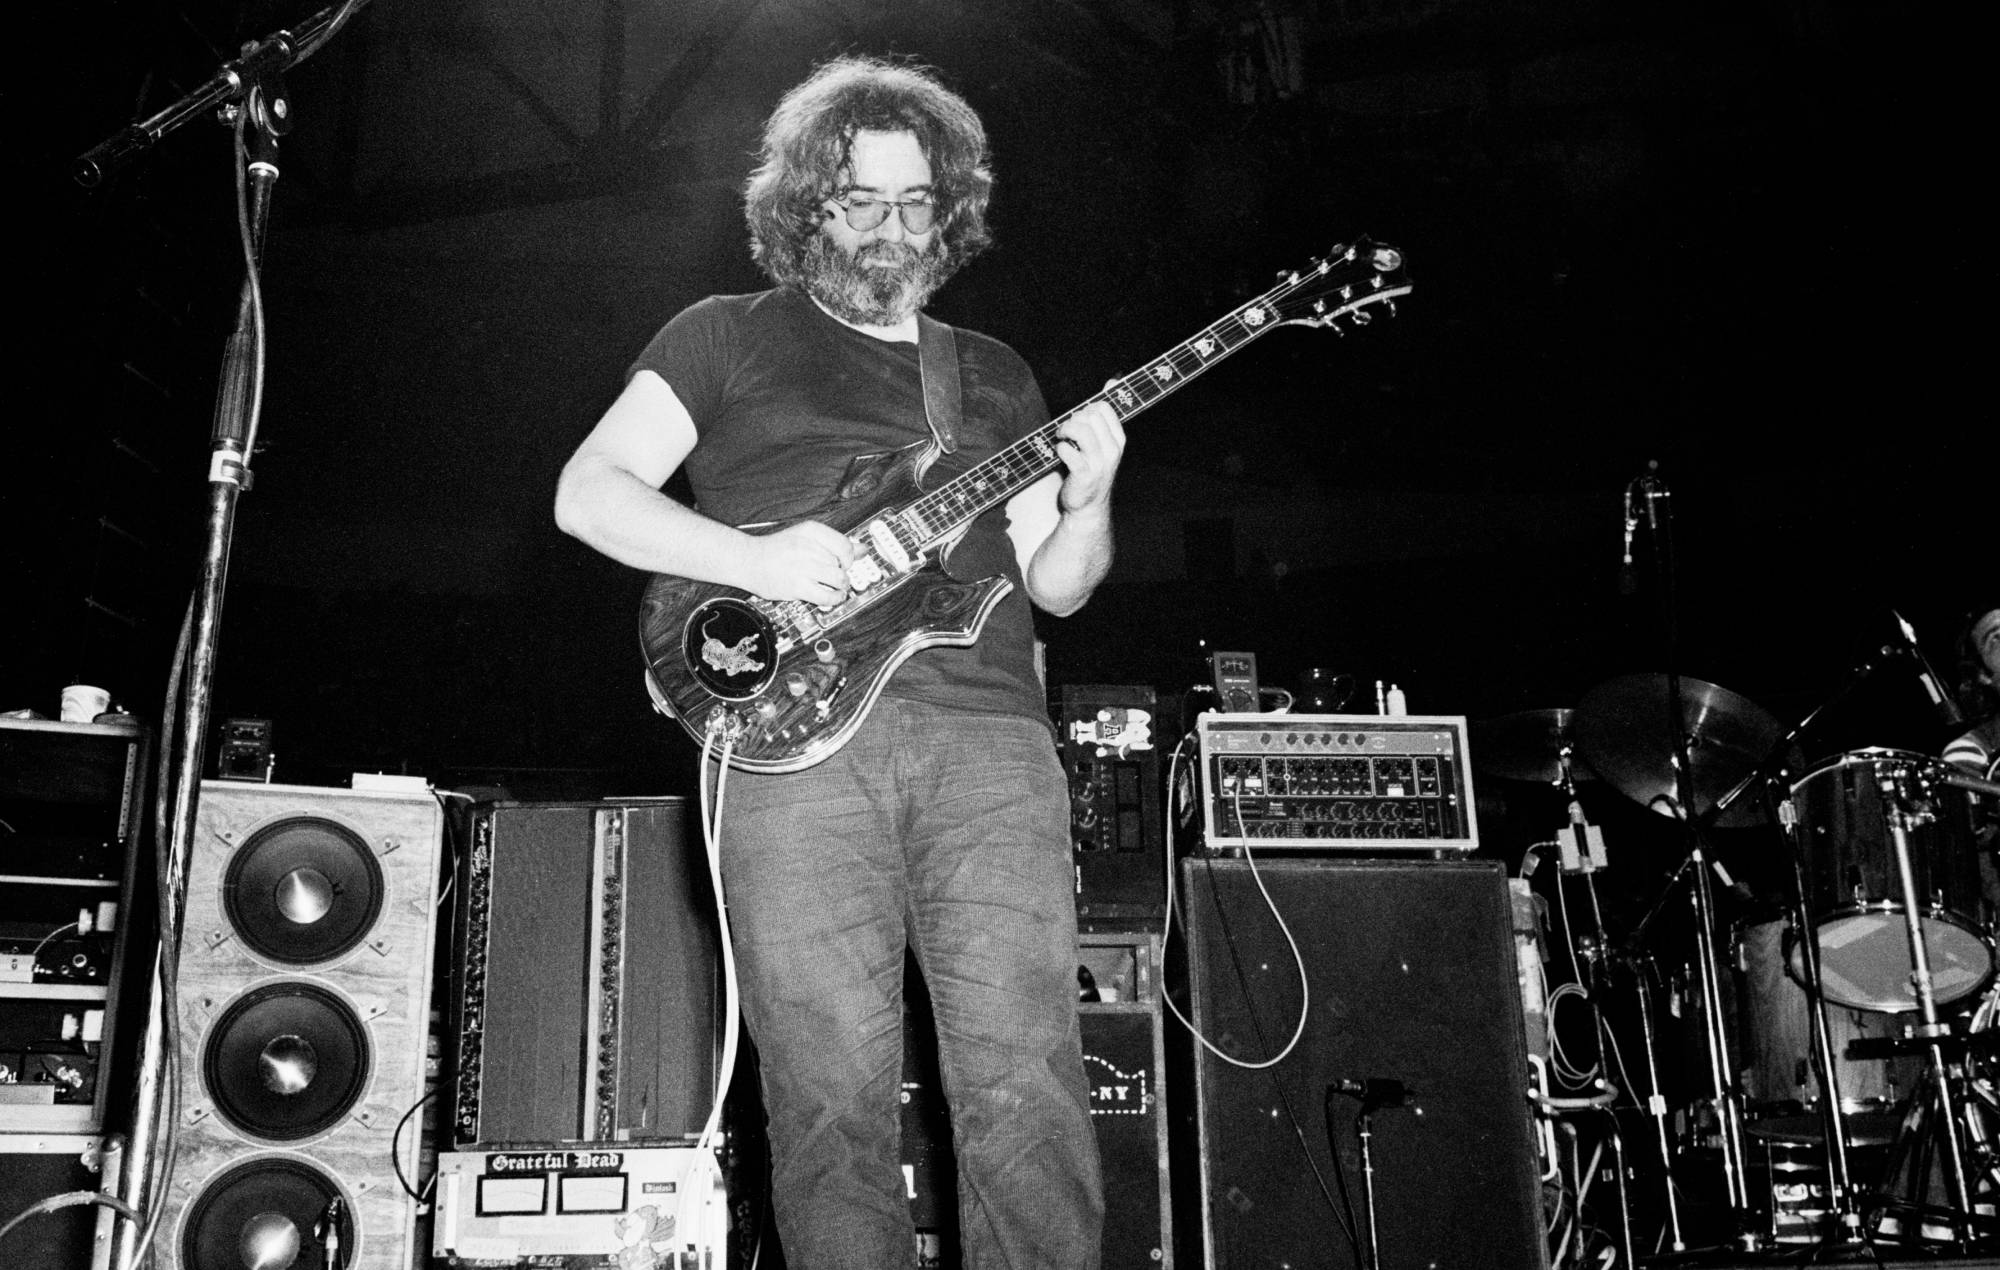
[448, 799, 721, 1147]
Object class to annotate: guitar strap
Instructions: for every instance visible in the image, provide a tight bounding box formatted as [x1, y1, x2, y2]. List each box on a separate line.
[916, 313, 962, 454]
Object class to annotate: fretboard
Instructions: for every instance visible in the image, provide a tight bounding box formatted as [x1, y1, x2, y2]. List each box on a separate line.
[891, 272, 1316, 551]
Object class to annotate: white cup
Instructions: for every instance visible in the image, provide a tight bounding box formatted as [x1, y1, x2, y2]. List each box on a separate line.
[61, 684, 112, 723]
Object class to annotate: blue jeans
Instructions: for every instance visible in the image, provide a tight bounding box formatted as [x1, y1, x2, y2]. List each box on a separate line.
[718, 699, 1103, 1270]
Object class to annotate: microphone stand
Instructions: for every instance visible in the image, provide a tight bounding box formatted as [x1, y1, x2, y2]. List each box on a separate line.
[1633, 468, 1758, 1245]
[71, 9, 370, 1265]
[1356, 1106, 1382, 1270]
[1326, 1081, 1412, 1270]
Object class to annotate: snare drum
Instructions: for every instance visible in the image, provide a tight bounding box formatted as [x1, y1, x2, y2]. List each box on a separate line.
[1791, 748, 1990, 1012]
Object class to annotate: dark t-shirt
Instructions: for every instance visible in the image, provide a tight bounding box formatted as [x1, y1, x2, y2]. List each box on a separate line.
[628, 285, 1051, 722]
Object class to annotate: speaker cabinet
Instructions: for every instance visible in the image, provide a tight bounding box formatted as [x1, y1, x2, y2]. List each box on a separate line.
[447, 799, 720, 1147]
[156, 781, 445, 1270]
[898, 932, 1173, 1268]
[1182, 857, 1547, 1270]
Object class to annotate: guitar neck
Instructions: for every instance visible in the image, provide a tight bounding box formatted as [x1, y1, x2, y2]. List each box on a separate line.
[894, 274, 1314, 549]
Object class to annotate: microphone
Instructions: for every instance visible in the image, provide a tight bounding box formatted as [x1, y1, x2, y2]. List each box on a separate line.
[1894, 612, 1966, 727]
[1618, 484, 1639, 594]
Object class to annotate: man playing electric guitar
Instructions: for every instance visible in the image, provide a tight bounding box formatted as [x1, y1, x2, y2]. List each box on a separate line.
[554, 54, 1124, 1270]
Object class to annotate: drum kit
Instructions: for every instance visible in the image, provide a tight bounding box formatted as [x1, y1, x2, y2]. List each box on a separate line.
[1478, 670, 2000, 1257]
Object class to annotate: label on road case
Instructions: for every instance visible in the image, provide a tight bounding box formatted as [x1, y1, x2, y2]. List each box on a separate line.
[432, 1145, 726, 1268]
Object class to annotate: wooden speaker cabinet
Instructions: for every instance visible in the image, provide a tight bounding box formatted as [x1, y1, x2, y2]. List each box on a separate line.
[154, 781, 445, 1270]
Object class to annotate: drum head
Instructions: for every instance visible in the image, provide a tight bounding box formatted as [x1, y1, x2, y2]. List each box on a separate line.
[1801, 912, 1993, 1013]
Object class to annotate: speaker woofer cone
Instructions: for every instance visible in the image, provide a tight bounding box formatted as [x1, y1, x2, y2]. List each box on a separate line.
[204, 983, 370, 1140]
[179, 1156, 355, 1270]
[224, 815, 385, 965]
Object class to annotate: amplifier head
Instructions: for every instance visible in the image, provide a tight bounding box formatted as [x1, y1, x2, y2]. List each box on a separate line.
[1195, 712, 1479, 853]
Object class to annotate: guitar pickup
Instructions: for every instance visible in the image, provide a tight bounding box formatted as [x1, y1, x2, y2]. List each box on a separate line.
[847, 554, 887, 591]
[863, 519, 913, 572]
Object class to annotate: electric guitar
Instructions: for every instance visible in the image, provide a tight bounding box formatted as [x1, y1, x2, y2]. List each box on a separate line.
[639, 239, 1411, 771]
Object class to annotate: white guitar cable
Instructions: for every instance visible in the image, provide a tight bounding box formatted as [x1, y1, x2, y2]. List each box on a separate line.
[1159, 730, 1310, 1070]
[664, 720, 741, 1266]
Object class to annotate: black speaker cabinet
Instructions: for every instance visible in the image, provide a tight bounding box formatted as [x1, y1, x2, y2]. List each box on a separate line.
[899, 932, 1172, 1269]
[447, 799, 720, 1147]
[156, 781, 445, 1270]
[1182, 857, 1547, 1270]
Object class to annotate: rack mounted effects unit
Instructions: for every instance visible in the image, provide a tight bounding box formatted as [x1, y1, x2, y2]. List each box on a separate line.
[1194, 712, 1479, 853]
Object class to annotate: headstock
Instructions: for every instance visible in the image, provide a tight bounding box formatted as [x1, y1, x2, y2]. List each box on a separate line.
[1267, 237, 1411, 332]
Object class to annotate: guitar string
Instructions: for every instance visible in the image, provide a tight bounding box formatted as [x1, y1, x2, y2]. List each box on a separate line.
[895, 260, 1359, 546]
[762, 252, 1389, 644]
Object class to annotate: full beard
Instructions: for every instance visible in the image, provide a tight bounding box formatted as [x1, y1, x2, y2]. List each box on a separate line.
[801, 232, 952, 327]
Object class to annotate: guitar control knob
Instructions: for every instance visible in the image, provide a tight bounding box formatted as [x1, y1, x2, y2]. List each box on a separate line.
[756, 700, 779, 719]
[785, 673, 808, 698]
[814, 639, 836, 664]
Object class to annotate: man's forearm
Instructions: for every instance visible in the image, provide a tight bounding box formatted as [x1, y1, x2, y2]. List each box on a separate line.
[1025, 503, 1114, 617]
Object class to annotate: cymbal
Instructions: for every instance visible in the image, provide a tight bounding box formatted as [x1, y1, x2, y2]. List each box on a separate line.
[1574, 674, 1782, 827]
[1471, 709, 1596, 784]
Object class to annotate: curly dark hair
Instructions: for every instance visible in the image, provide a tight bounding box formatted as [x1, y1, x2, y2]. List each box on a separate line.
[1955, 604, 2000, 723]
[745, 55, 994, 290]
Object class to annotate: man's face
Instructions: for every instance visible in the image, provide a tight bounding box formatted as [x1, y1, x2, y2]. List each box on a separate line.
[1974, 609, 2000, 686]
[803, 128, 949, 326]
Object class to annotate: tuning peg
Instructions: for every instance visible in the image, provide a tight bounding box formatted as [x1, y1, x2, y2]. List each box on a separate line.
[1352, 309, 1373, 325]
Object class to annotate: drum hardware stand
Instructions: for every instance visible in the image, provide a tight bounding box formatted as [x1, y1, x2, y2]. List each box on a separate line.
[1668, 787, 1763, 1240]
[1770, 775, 1871, 1243]
[1876, 1035, 2000, 1247]
[1874, 768, 1979, 1246]
[1692, 643, 1921, 1249]
[1620, 950, 1688, 1252]
[1547, 759, 1644, 1266]
[1623, 464, 1760, 1244]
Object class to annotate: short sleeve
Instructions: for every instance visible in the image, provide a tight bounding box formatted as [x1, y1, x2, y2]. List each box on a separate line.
[627, 297, 735, 433]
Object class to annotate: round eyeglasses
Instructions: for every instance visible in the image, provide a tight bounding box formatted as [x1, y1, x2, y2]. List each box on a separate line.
[828, 195, 938, 234]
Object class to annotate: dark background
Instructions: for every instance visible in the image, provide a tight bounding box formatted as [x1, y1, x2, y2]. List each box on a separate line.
[10, 0, 1989, 806]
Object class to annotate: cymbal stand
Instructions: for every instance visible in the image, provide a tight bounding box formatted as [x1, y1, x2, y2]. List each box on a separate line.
[1622, 950, 1686, 1252]
[1680, 817, 1758, 1232]
[1878, 766, 1977, 1244]
[1769, 773, 1866, 1240]
[1548, 756, 1642, 1266]
[1630, 465, 1755, 1239]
